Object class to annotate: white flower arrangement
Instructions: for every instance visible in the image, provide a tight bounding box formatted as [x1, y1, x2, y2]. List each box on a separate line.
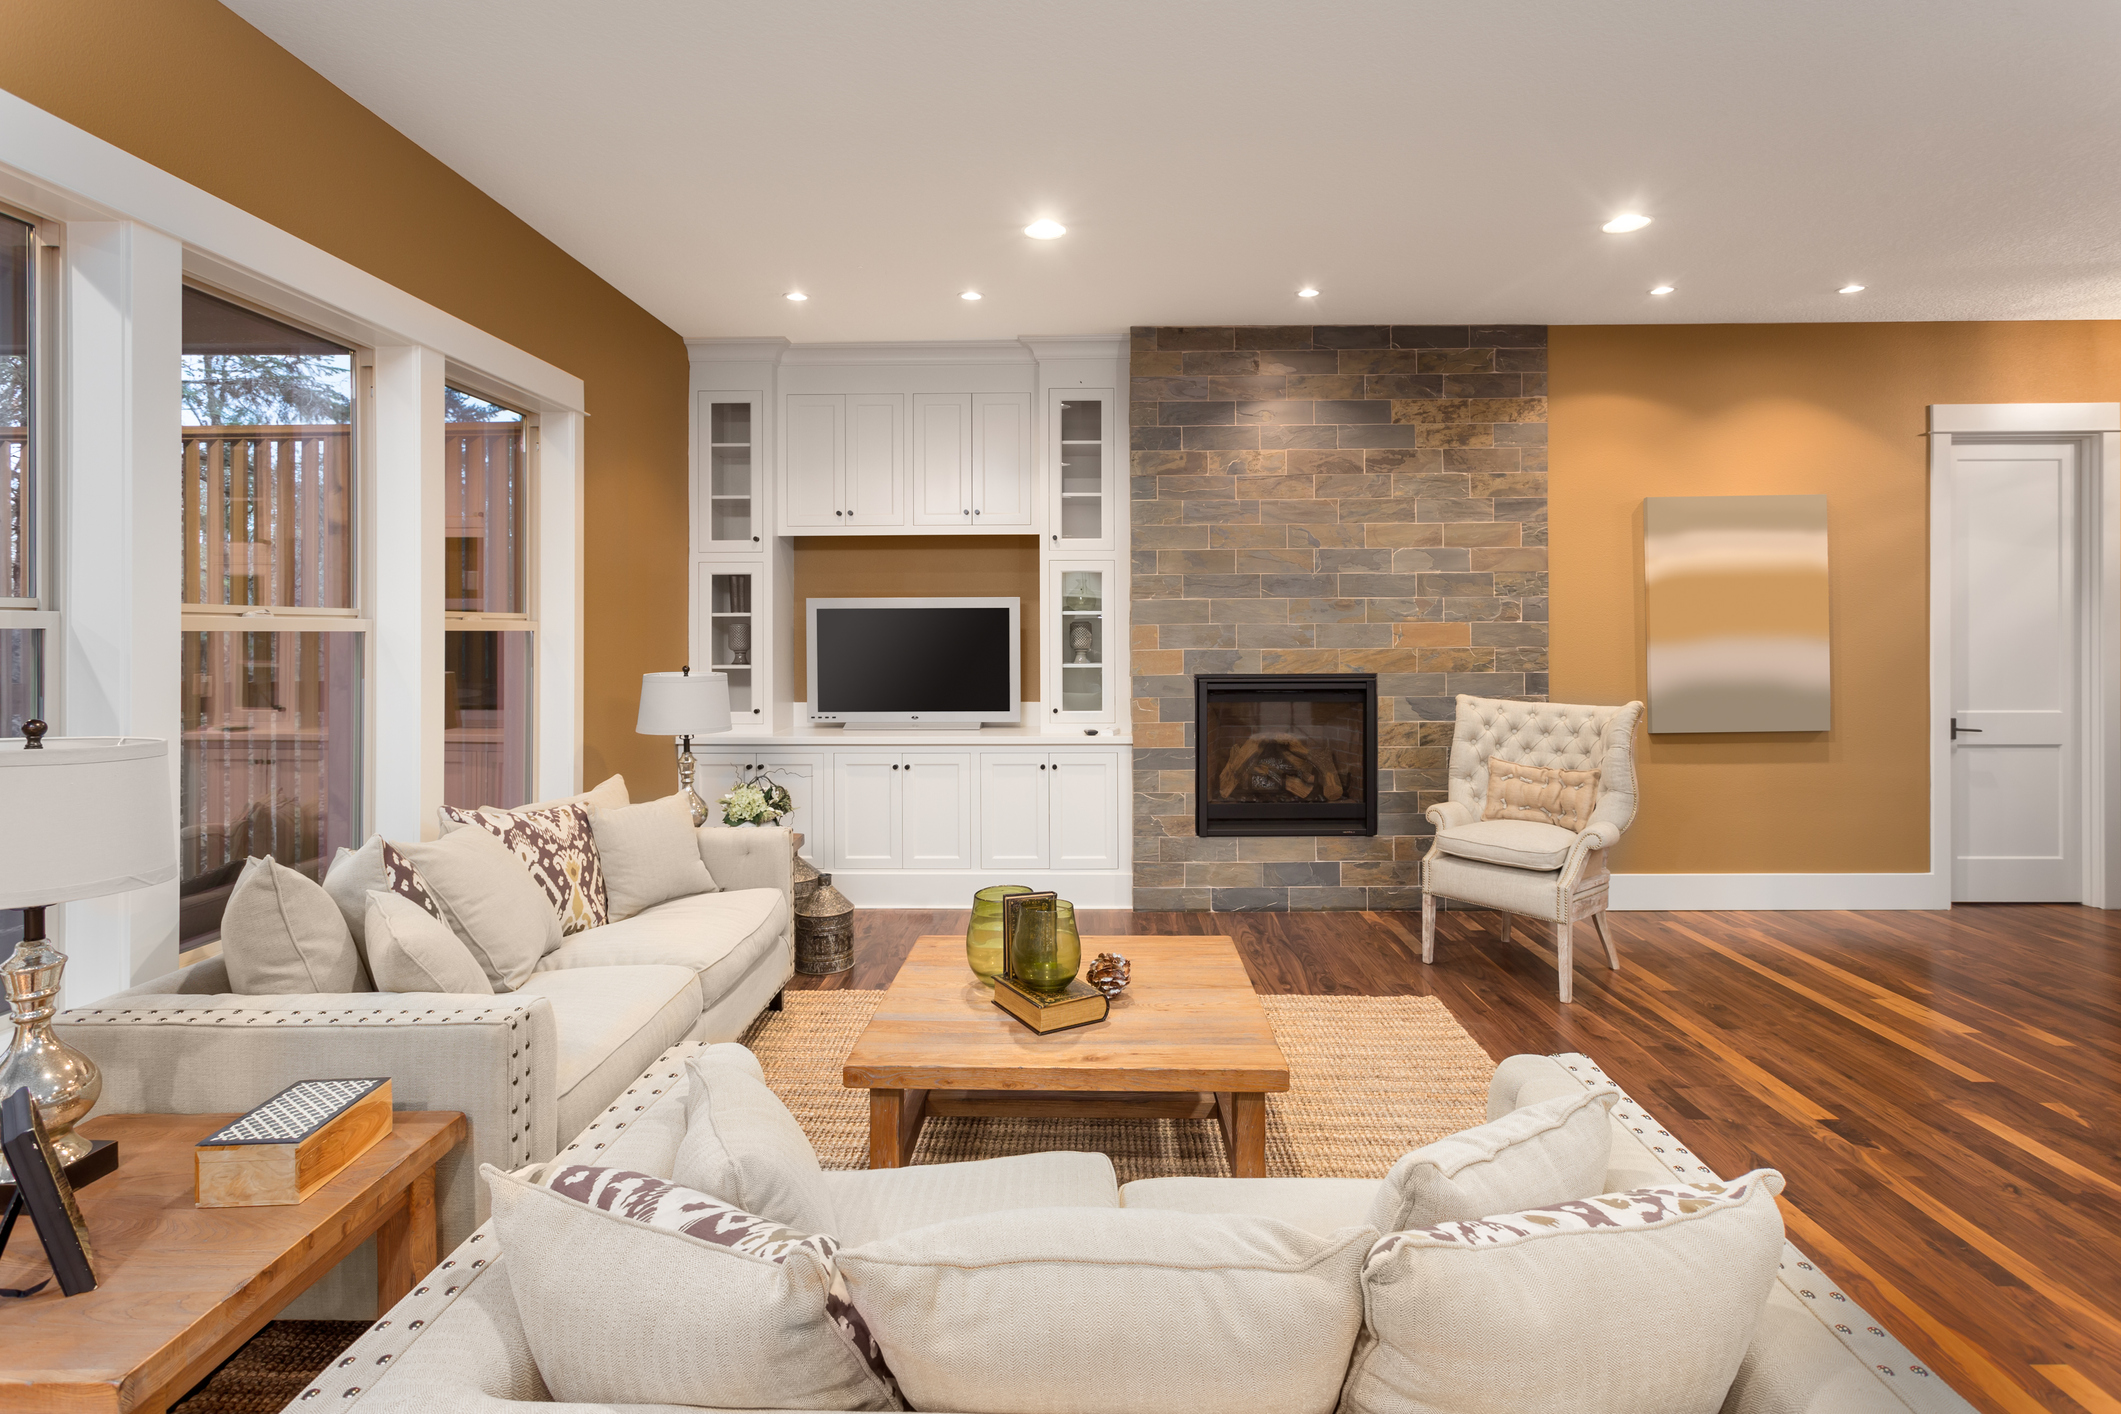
[718, 775, 793, 827]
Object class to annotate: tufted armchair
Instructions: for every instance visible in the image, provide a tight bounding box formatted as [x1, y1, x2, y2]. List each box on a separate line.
[1420, 694, 1645, 1003]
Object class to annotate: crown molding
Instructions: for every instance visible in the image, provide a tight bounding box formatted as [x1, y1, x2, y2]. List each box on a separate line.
[776, 339, 1034, 366]
[1019, 333, 1129, 361]
[685, 336, 793, 363]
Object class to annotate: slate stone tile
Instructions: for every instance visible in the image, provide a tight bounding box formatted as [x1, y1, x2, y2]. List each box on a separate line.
[1522, 374, 1548, 397]
[1258, 498, 1329, 523]
[1260, 648, 1341, 673]
[1525, 673, 1549, 696]
[1338, 349, 1426, 376]
[1235, 547, 1316, 574]
[1521, 596, 1549, 622]
[1133, 376, 1211, 401]
[1180, 350, 1261, 375]
[1312, 325, 1392, 349]
[1391, 325, 1471, 348]
[1441, 597, 1520, 622]
[1364, 523, 1444, 548]
[1285, 887, 1371, 911]
[1391, 396, 1548, 425]
[1418, 348, 1496, 374]
[1132, 347, 1184, 374]
[1379, 720, 1432, 750]
[1362, 598, 1442, 623]
[1133, 887, 1213, 910]
[1397, 695, 1460, 720]
[1208, 524, 1289, 550]
[1318, 547, 1395, 573]
[1232, 476, 1317, 500]
[1391, 547, 1472, 573]
[1493, 648, 1548, 674]
[1132, 747, 1195, 772]
[1161, 400, 1236, 426]
[1132, 575, 1184, 600]
[1338, 573, 1429, 597]
[1417, 647, 1495, 673]
[1211, 888, 1289, 912]
[1337, 648, 1424, 675]
[1315, 473, 1395, 498]
[1233, 326, 1314, 349]
[1159, 548, 1237, 574]
[1131, 426, 1182, 451]
[1493, 421, 1548, 444]
[1257, 350, 1341, 375]
[1285, 448, 1362, 479]
[1335, 426, 1428, 449]
[1419, 571, 1496, 596]
[1472, 325, 1546, 347]
[1135, 525, 1210, 550]
[1390, 621, 1470, 647]
[1379, 746, 1448, 770]
[1284, 375, 1368, 400]
[1443, 521, 1519, 547]
[1442, 373, 1524, 399]
[1157, 476, 1236, 500]
[1265, 862, 1343, 888]
[1317, 836, 1396, 861]
[1289, 522, 1369, 548]
[1133, 649, 1184, 676]
[1363, 887, 1428, 910]
[1447, 672, 1526, 697]
[1159, 327, 1236, 351]
[1441, 448, 1522, 476]
[1470, 547, 1548, 572]
[1315, 622, 1393, 648]
[1132, 497, 1184, 525]
[1235, 400, 1315, 425]
[1261, 573, 1338, 598]
[1492, 497, 1547, 523]
[1184, 649, 1245, 676]
[1366, 448, 1446, 476]
[1517, 445, 1550, 475]
[1132, 400, 1160, 426]
[1495, 346, 1548, 372]
[1520, 523, 1550, 547]
[1209, 375, 1289, 401]
[1258, 424, 1340, 449]
[1132, 449, 1189, 477]
[1212, 598, 1290, 624]
[1413, 498, 1499, 522]
[1184, 574, 1262, 598]
[1288, 597, 1369, 623]
[1237, 623, 1317, 649]
[1134, 862, 1187, 889]
[1159, 622, 1237, 650]
[1340, 860, 1424, 887]
[1181, 426, 1261, 451]
[1131, 598, 1214, 623]
[1365, 374, 1444, 400]
[1132, 476, 1161, 500]
[1417, 424, 1495, 448]
[1314, 398, 1391, 424]
[1492, 571, 1549, 596]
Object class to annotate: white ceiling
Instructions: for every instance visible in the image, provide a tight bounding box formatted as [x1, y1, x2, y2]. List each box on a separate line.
[224, 0, 2121, 343]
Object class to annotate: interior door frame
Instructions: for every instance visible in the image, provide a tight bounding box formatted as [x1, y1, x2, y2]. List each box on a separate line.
[1928, 404, 2121, 908]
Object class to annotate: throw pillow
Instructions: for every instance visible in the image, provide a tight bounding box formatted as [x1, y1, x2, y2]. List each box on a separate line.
[321, 835, 387, 950]
[1482, 757, 1600, 832]
[837, 1208, 1372, 1414]
[363, 890, 493, 994]
[673, 1049, 836, 1236]
[1367, 1084, 1619, 1232]
[1339, 1171, 1787, 1414]
[380, 841, 443, 918]
[438, 800, 607, 936]
[219, 856, 366, 994]
[487, 1163, 899, 1411]
[392, 827, 561, 990]
[593, 792, 716, 921]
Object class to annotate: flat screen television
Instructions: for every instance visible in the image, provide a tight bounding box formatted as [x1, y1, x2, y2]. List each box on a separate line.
[806, 597, 1020, 728]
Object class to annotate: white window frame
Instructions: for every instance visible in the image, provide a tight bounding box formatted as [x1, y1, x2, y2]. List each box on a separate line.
[1, 204, 61, 723]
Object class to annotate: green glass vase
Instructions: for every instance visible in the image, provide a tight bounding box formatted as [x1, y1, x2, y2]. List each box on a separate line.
[1010, 900, 1082, 994]
[965, 885, 1032, 983]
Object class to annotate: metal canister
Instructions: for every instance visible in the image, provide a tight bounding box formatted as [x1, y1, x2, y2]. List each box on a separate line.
[790, 832, 821, 908]
[794, 870, 854, 976]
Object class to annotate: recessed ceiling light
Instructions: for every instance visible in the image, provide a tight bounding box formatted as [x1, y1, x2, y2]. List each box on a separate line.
[1024, 219, 1066, 240]
[1838, 283, 1865, 294]
[785, 291, 808, 302]
[1650, 285, 1675, 295]
[1296, 287, 1320, 298]
[960, 291, 983, 301]
[1602, 213, 1652, 234]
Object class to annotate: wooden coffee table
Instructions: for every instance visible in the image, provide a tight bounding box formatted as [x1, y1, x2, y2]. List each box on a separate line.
[842, 935, 1289, 1177]
[0, 1109, 465, 1414]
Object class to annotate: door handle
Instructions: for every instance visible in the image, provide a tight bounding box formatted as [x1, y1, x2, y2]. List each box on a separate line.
[1950, 718, 1984, 740]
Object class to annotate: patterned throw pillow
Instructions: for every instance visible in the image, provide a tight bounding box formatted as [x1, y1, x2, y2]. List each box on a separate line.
[380, 841, 443, 919]
[1482, 757, 1600, 832]
[439, 802, 607, 934]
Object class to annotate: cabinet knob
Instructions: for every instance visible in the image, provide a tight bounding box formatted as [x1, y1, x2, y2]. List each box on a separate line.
[1051, 707, 1058, 714]
[752, 535, 760, 542]
[1051, 533, 1058, 542]
[891, 763, 899, 770]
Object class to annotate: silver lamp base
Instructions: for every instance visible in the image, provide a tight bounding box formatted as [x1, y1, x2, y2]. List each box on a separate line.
[0, 907, 101, 1181]
[677, 742, 709, 827]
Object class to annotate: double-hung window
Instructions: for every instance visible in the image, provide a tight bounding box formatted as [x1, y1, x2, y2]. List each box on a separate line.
[443, 387, 534, 810]
[2, 209, 53, 954]
[178, 287, 367, 949]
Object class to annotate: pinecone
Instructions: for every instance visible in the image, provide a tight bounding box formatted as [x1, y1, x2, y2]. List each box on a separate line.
[1086, 952, 1131, 999]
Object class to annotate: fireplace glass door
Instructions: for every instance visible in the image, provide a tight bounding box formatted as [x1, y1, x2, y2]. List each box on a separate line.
[1196, 674, 1378, 836]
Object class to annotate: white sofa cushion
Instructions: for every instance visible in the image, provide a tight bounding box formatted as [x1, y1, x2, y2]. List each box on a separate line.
[826, 1151, 1121, 1247]
[321, 834, 389, 952]
[1434, 817, 1578, 871]
[440, 799, 609, 936]
[839, 1207, 1373, 1414]
[1367, 1085, 1618, 1232]
[593, 792, 716, 921]
[486, 1163, 900, 1411]
[220, 856, 366, 994]
[533, 886, 786, 985]
[1120, 1176, 1381, 1238]
[394, 826, 560, 989]
[674, 1048, 836, 1235]
[515, 964, 701, 1141]
[363, 890, 493, 994]
[1425, 851, 1571, 915]
[1339, 1170, 1786, 1414]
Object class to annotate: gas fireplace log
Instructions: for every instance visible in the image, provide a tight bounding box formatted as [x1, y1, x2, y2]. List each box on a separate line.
[1216, 731, 1347, 803]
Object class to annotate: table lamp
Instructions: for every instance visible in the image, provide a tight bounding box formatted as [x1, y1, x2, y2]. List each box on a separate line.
[636, 668, 731, 826]
[0, 724, 178, 1179]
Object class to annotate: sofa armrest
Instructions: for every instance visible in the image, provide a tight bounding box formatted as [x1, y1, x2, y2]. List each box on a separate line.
[57, 992, 560, 1259]
[1424, 800, 1478, 832]
[695, 824, 795, 898]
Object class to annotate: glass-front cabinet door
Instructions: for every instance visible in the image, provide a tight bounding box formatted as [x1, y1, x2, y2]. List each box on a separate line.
[1047, 387, 1114, 550]
[697, 392, 763, 549]
[692, 559, 765, 725]
[1048, 560, 1112, 724]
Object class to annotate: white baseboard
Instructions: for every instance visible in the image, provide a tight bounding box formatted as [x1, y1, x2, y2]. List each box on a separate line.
[1608, 872, 1950, 911]
[827, 871, 1134, 909]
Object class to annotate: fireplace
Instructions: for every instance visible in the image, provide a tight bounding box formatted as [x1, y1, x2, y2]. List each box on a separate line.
[1195, 674, 1379, 837]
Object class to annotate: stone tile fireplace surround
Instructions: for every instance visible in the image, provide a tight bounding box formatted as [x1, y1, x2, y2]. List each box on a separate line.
[1130, 324, 1549, 910]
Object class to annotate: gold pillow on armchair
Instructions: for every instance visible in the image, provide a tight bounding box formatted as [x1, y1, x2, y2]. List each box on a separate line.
[1481, 759, 1600, 833]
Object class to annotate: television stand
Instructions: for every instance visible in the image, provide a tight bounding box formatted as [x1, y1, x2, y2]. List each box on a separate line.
[840, 721, 971, 731]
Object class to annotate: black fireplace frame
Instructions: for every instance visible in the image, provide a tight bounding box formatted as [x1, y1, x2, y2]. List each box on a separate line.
[1194, 673, 1379, 838]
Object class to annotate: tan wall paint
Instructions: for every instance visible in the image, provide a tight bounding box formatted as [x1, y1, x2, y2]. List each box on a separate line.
[1550, 321, 2121, 874]
[0, 0, 689, 798]
[791, 537, 1041, 703]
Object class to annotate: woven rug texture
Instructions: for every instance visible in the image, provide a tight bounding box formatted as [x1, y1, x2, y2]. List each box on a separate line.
[738, 989, 1496, 1183]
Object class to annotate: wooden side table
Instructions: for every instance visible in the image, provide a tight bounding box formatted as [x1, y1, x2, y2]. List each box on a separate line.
[0, 1109, 465, 1414]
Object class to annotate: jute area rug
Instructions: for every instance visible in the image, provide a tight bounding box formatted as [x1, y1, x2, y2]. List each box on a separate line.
[739, 990, 1496, 1184]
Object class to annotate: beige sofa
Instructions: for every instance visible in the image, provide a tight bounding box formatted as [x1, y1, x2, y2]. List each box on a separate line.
[56, 824, 797, 1318]
[301, 1046, 1973, 1414]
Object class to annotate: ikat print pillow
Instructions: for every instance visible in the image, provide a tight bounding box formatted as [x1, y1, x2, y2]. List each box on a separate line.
[1481, 756, 1600, 833]
[484, 1163, 899, 1411]
[439, 801, 608, 936]
[379, 841, 443, 919]
[1339, 1171, 1786, 1414]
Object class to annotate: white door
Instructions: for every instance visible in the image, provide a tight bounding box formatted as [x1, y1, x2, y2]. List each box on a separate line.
[901, 751, 975, 868]
[1949, 440, 2081, 901]
[971, 392, 1034, 527]
[845, 393, 903, 526]
[1049, 387, 1114, 550]
[784, 394, 842, 528]
[833, 753, 903, 868]
[1049, 751, 1119, 869]
[978, 752, 1049, 869]
[911, 393, 971, 526]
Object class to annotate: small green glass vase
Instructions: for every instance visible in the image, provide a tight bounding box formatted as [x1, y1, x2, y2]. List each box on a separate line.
[1010, 900, 1082, 994]
[965, 885, 1032, 983]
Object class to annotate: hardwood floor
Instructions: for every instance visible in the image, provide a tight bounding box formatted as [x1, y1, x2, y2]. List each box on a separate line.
[793, 903, 2121, 1414]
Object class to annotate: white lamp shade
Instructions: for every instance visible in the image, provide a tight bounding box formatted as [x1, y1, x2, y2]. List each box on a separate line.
[636, 671, 732, 738]
[0, 737, 179, 910]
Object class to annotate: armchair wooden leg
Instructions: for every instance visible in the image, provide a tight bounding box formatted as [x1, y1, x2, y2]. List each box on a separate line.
[1593, 911, 1619, 970]
[1420, 890, 1437, 964]
[1497, 912, 1512, 945]
[1555, 918, 1574, 1004]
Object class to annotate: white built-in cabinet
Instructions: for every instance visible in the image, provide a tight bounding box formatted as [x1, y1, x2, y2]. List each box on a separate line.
[785, 392, 904, 527]
[1047, 559, 1113, 725]
[690, 752, 823, 856]
[831, 751, 977, 870]
[977, 750, 1120, 871]
[696, 393, 765, 549]
[691, 559, 766, 723]
[1048, 387, 1115, 550]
